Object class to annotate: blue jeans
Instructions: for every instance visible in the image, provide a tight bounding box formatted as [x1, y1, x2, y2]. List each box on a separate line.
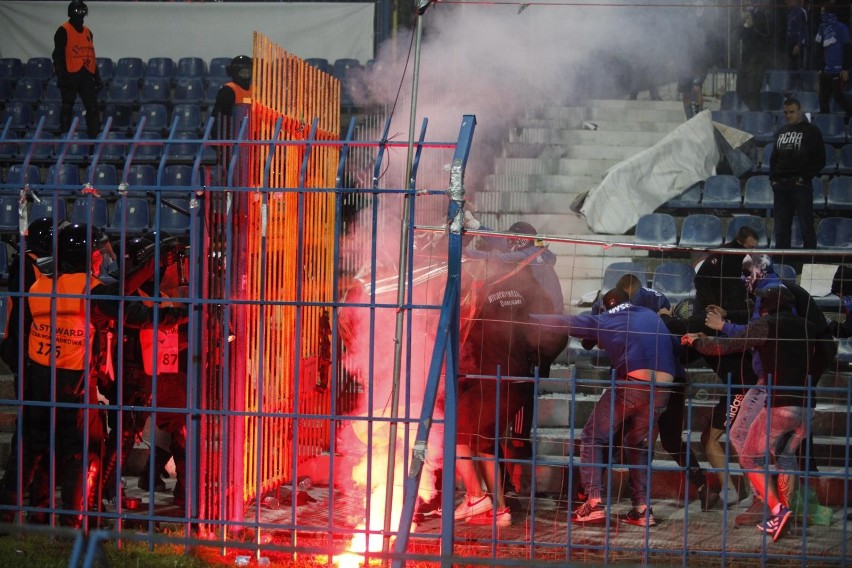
[579, 381, 670, 507]
[739, 405, 807, 472]
[728, 385, 767, 456]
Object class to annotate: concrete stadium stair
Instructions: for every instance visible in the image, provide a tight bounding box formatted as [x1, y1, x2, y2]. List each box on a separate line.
[478, 98, 688, 307]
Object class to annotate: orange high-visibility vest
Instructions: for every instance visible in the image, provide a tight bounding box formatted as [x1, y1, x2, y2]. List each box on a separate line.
[62, 22, 96, 74]
[224, 81, 251, 104]
[137, 290, 179, 375]
[28, 272, 101, 370]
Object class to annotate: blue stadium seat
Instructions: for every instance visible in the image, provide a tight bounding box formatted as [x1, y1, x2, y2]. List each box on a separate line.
[174, 77, 204, 104]
[177, 57, 206, 79]
[87, 164, 118, 188]
[165, 132, 215, 163]
[774, 262, 798, 283]
[814, 114, 846, 145]
[208, 57, 231, 80]
[0, 140, 16, 162]
[711, 110, 738, 128]
[96, 57, 115, 82]
[41, 79, 61, 103]
[602, 262, 647, 291]
[839, 144, 852, 174]
[758, 144, 773, 173]
[115, 57, 145, 81]
[46, 163, 80, 188]
[651, 262, 695, 303]
[161, 164, 193, 187]
[790, 216, 807, 248]
[70, 195, 109, 229]
[107, 77, 139, 104]
[744, 175, 773, 209]
[203, 80, 223, 106]
[124, 164, 157, 188]
[634, 212, 676, 245]
[24, 58, 53, 82]
[760, 91, 785, 112]
[679, 213, 722, 248]
[139, 77, 170, 104]
[99, 132, 128, 163]
[63, 133, 93, 162]
[172, 104, 203, 132]
[0, 78, 11, 103]
[305, 58, 330, 74]
[816, 217, 852, 248]
[665, 182, 702, 209]
[827, 176, 852, 209]
[740, 111, 775, 145]
[146, 57, 175, 81]
[134, 131, 164, 163]
[104, 103, 133, 131]
[813, 178, 825, 209]
[720, 91, 748, 112]
[138, 103, 169, 132]
[6, 164, 41, 186]
[702, 175, 742, 209]
[764, 70, 795, 93]
[30, 198, 66, 221]
[332, 58, 361, 80]
[109, 197, 150, 235]
[1, 101, 33, 131]
[823, 144, 838, 174]
[20, 131, 54, 162]
[0, 58, 22, 81]
[726, 214, 769, 247]
[793, 91, 819, 114]
[0, 195, 18, 232]
[799, 71, 819, 92]
[13, 77, 42, 103]
[156, 198, 191, 234]
[34, 103, 62, 133]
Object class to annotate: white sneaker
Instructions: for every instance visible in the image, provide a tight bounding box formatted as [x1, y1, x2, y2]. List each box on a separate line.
[736, 493, 756, 509]
[722, 487, 740, 506]
[454, 494, 493, 520]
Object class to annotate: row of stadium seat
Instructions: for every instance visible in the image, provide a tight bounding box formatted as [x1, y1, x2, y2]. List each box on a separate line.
[0, 163, 199, 191]
[0, 76, 224, 108]
[0, 194, 191, 235]
[718, 90, 851, 115]
[1, 102, 211, 136]
[636, 212, 852, 249]
[713, 110, 852, 146]
[666, 174, 852, 211]
[0, 56, 366, 85]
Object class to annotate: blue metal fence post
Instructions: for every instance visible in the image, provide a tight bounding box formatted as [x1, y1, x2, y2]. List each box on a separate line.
[391, 114, 475, 568]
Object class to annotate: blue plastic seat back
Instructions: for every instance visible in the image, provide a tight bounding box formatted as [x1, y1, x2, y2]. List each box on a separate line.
[31, 198, 66, 221]
[666, 182, 702, 208]
[720, 91, 748, 112]
[817, 217, 852, 248]
[0, 195, 18, 232]
[41, 79, 62, 103]
[679, 214, 723, 248]
[764, 70, 795, 92]
[13, 77, 42, 103]
[634, 213, 677, 245]
[799, 71, 819, 92]
[0, 58, 22, 81]
[1, 101, 33, 130]
[793, 91, 819, 113]
[125, 164, 157, 188]
[70, 195, 109, 228]
[104, 103, 133, 130]
[823, 144, 838, 174]
[162, 165, 193, 187]
[177, 57, 206, 79]
[156, 198, 191, 234]
[138, 103, 169, 132]
[6, 164, 41, 186]
[726, 215, 769, 247]
[0, 78, 11, 102]
[96, 58, 115, 82]
[208, 58, 232, 81]
[652, 262, 696, 298]
[174, 78, 204, 104]
[110, 197, 150, 234]
[146, 57, 175, 80]
[172, 104, 203, 132]
[34, 103, 62, 133]
[828, 176, 852, 208]
[711, 110, 738, 128]
[305, 58, 330, 74]
[814, 114, 846, 144]
[602, 261, 647, 291]
[702, 175, 742, 208]
[743, 175, 773, 209]
[332, 58, 361, 80]
[87, 164, 118, 188]
[115, 57, 145, 81]
[774, 262, 798, 283]
[139, 78, 170, 104]
[24, 58, 53, 82]
[107, 77, 139, 104]
[760, 91, 785, 112]
[46, 163, 80, 188]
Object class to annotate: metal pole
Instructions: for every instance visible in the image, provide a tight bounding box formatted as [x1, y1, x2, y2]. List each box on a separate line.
[383, 0, 429, 562]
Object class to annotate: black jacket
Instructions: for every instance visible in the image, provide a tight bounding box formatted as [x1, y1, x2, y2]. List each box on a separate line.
[770, 120, 826, 181]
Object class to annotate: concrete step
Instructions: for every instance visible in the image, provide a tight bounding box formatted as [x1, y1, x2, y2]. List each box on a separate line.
[563, 144, 649, 161]
[586, 99, 686, 111]
[556, 158, 621, 176]
[570, 120, 683, 133]
[530, 107, 589, 123]
[493, 157, 556, 176]
[510, 128, 668, 147]
[0, 374, 14, 400]
[476, 191, 576, 214]
[586, 106, 687, 123]
[483, 174, 600, 194]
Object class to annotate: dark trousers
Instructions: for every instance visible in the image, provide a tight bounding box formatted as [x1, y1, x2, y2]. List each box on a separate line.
[772, 177, 817, 249]
[60, 71, 101, 139]
[657, 383, 706, 490]
[818, 72, 852, 116]
[737, 60, 766, 111]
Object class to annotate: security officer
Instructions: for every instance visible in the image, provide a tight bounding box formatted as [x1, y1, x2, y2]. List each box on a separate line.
[212, 55, 252, 118]
[0, 218, 61, 523]
[52, 0, 102, 138]
[770, 98, 826, 249]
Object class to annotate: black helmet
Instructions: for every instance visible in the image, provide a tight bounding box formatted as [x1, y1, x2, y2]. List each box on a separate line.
[27, 217, 58, 257]
[68, 0, 88, 19]
[507, 221, 536, 252]
[121, 236, 155, 275]
[57, 223, 105, 274]
[227, 55, 252, 89]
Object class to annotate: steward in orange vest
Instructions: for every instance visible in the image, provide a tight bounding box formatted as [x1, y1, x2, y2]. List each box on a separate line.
[20, 224, 185, 527]
[212, 55, 252, 136]
[52, 0, 102, 138]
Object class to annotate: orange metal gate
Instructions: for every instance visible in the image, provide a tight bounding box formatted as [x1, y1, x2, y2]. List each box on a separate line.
[201, 32, 340, 525]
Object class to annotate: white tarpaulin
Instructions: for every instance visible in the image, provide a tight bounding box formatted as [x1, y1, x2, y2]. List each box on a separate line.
[580, 110, 721, 234]
[0, 1, 374, 63]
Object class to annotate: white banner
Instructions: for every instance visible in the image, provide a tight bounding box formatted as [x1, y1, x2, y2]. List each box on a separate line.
[0, 1, 374, 63]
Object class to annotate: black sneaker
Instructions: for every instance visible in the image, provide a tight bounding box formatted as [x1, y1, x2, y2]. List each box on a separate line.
[697, 485, 720, 511]
[621, 507, 657, 527]
[413, 498, 441, 524]
[571, 501, 606, 523]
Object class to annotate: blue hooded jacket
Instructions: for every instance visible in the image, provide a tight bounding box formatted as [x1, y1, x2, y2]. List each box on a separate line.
[817, 12, 851, 74]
